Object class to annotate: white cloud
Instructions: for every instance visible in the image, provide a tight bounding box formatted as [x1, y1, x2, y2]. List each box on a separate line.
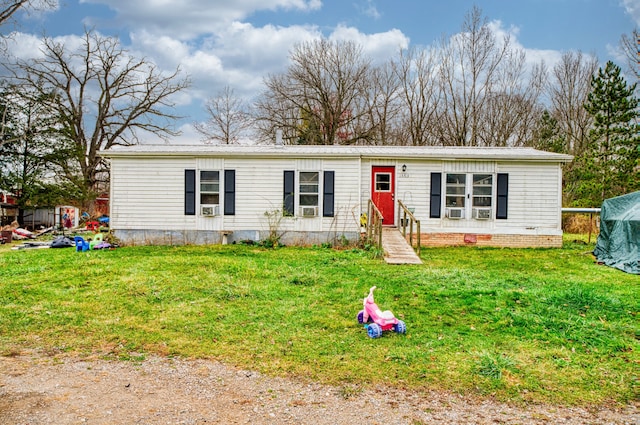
[329, 25, 409, 63]
[4, 32, 47, 60]
[487, 20, 562, 71]
[138, 122, 204, 144]
[621, 0, 640, 25]
[173, 22, 409, 115]
[360, 0, 381, 20]
[79, 0, 323, 39]
[4, 32, 90, 63]
[128, 22, 323, 103]
[210, 21, 320, 72]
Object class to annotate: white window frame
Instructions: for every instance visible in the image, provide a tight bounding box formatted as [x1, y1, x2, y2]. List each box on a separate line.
[199, 170, 220, 207]
[472, 174, 493, 208]
[444, 173, 495, 220]
[298, 171, 319, 207]
[374, 172, 392, 193]
[298, 171, 320, 217]
[445, 173, 466, 208]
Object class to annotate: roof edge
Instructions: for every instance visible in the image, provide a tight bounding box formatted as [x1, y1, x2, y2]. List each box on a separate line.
[98, 145, 574, 163]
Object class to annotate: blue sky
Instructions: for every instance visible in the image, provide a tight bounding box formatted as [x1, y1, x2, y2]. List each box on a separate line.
[10, 0, 640, 142]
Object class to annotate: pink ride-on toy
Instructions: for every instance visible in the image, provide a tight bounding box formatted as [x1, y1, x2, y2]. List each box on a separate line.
[357, 286, 406, 338]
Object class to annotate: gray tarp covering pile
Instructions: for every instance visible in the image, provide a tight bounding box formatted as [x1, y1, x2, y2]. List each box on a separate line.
[593, 191, 640, 274]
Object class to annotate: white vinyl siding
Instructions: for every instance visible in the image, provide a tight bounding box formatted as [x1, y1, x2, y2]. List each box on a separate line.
[221, 157, 360, 233]
[106, 147, 566, 242]
[110, 158, 196, 230]
[497, 162, 562, 231]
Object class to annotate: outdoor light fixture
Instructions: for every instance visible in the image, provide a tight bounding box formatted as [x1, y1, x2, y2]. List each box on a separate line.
[402, 164, 407, 172]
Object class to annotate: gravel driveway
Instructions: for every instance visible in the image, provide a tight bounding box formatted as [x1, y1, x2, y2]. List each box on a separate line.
[1, 352, 637, 424]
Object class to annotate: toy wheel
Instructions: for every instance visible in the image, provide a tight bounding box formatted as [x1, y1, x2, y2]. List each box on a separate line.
[367, 323, 382, 338]
[357, 310, 365, 324]
[394, 320, 406, 334]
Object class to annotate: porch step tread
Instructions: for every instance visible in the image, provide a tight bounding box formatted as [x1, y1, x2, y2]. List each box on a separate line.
[381, 227, 422, 265]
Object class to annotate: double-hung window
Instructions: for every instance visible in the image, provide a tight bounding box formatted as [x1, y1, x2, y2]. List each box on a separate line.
[299, 172, 319, 216]
[471, 174, 493, 219]
[472, 174, 492, 207]
[200, 171, 220, 205]
[445, 174, 466, 208]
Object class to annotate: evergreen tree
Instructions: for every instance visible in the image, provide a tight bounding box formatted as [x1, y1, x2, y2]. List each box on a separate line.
[570, 61, 639, 206]
[530, 110, 566, 153]
[0, 84, 73, 223]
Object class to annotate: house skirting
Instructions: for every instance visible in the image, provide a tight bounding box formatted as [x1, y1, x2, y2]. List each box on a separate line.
[112, 229, 360, 247]
[112, 229, 561, 249]
[419, 232, 563, 248]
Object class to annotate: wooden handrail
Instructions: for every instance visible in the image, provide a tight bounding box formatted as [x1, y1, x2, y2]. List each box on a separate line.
[397, 200, 421, 256]
[367, 199, 383, 252]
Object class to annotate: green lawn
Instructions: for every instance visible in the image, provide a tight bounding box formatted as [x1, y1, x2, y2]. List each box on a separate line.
[0, 237, 637, 406]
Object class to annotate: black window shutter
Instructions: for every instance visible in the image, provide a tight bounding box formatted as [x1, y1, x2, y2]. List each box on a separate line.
[185, 169, 196, 215]
[224, 169, 235, 215]
[323, 171, 335, 217]
[283, 170, 295, 216]
[496, 173, 509, 219]
[430, 172, 442, 218]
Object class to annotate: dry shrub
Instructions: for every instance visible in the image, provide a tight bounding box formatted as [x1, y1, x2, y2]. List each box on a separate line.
[563, 214, 599, 233]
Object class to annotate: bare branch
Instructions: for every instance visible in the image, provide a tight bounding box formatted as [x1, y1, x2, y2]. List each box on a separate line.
[255, 39, 373, 145]
[394, 46, 441, 145]
[547, 51, 598, 155]
[0, 0, 56, 32]
[194, 86, 252, 144]
[619, 29, 640, 81]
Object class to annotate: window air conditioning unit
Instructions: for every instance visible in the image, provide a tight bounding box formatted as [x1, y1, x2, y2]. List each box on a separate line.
[446, 207, 465, 219]
[201, 205, 219, 216]
[299, 206, 318, 217]
[472, 207, 492, 220]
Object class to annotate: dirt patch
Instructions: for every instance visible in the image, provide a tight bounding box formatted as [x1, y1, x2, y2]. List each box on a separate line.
[1, 352, 637, 424]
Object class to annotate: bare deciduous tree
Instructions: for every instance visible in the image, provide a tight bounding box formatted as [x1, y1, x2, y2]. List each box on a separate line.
[437, 6, 512, 146]
[361, 60, 401, 145]
[394, 46, 441, 145]
[619, 29, 640, 81]
[194, 86, 252, 144]
[477, 52, 546, 147]
[435, 6, 547, 148]
[255, 39, 373, 145]
[548, 50, 598, 155]
[8, 29, 190, 204]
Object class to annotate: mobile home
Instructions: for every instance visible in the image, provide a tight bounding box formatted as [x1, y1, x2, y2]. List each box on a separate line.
[100, 145, 572, 248]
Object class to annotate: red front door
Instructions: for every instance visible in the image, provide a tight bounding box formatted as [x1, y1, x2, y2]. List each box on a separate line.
[372, 166, 395, 225]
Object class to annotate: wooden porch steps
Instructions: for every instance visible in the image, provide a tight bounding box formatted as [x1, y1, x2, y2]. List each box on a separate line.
[381, 227, 422, 265]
